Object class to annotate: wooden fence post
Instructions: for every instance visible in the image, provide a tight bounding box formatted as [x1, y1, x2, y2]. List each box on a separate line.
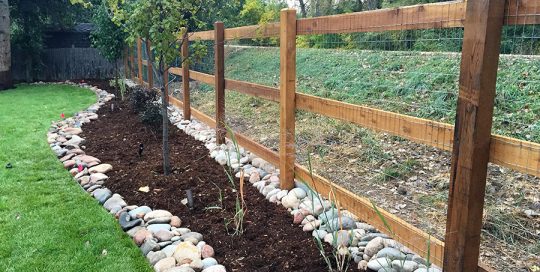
[279, 9, 297, 190]
[146, 39, 153, 88]
[444, 0, 505, 271]
[214, 21, 225, 145]
[137, 38, 143, 85]
[182, 28, 191, 120]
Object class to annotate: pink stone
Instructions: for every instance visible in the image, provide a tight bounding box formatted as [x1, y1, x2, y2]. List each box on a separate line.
[63, 160, 76, 169]
[133, 229, 152, 245]
[201, 245, 215, 258]
[293, 212, 305, 224]
[170, 216, 182, 228]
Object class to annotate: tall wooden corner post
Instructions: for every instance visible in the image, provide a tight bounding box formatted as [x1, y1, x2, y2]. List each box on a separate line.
[279, 9, 297, 190]
[444, 0, 505, 271]
[181, 28, 191, 120]
[214, 21, 226, 145]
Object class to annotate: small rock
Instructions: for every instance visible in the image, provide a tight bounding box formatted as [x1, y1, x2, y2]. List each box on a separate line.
[358, 260, 368, 271]
[391, 260, 418, 272]
[201, 245, 214, 258]
[89, 173, 109, 183]
[144, 210, 173, 221]
[170, 216, 182, 227]
[376, 247, 406, 260]
[289, 188, 307, 199]
[155, 230, 174, 242]
[88, 164, 113, 174]
[181, 232, 203, 245]
[134, 229, 153, 245]
[147, 251, 167, 265]
[147, 224, 172, 234]
[293, 212, 305, 224]
[162, 244, 178, 257]
[119, 212, 143, 231]
[103, 194, 127, 212]
[364, 237, 385, 257]
[147, 217, 172, 225]
[367, 257, 392, 271]
[141, 239, 160, 255]
[202, 257, 218, 269]
[93, 188, 112, 204]
[282, 194, 300, 209]
[303, 220, 321, 232]
[126, 226, 145, 237]
[164, 267, 195, 272]
[129, 206, 152, 219]
[154, 257, 176, 272]
[173, 242, 201, 264]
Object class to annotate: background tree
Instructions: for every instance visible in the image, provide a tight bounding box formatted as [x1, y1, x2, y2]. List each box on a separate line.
[110, 0, 210, 175]
[90, 0, 126, 89]
[0, 0, 13, 90]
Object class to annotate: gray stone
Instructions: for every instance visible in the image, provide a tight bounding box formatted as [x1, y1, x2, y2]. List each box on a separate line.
[378, 268, 397, 272]
[201, 265, 226, 272]
[391, 260, 419, 272]
[147, 217, 172, 225]
[92, 188, 112, 204]
[318, 208, 339, 223]
[129, 206, 152, 219]
[141, 239, 160, 255]
[367, 257, 392, 271]
[147, 251, 167, 265]
[161, 244, 178, 257]
[164, 267, 195, 272]
[126, 226, 145, 237]
[181, 232, 203, 244]
[364, 237, 385, 257]
[103, 194, 126, 211]
[144, 210, 173, 221]
[376, 247, 406, 260]
[119, 212, 143, 231]
[361, 233, 390, 242]
[202, 257, 218, 269]
[147, 224, 172, 234]
[321, 216, 356, 231]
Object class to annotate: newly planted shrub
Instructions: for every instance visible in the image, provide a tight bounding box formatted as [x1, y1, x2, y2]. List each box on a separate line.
[139, 102, 162, 130]
[129, 87, 157, 113]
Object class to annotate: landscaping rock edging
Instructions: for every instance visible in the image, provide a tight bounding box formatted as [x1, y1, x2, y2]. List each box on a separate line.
[166, 88, 443, 272]
[44, 81, 225, 272]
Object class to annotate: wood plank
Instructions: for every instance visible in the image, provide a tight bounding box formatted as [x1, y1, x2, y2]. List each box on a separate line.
[225, 79, 280, 102]
[224, 23, 280, 40]
[188, 30, 214, 41]
[444, 0, 506, 271]
[146, 40, 153, 88]
[137, 38, 143, 84]
[182, 29, 191, 120]
[189, 70, 215, 85]
[167, 95, 493, 271]
[215, 22, 226, 145]
[296, 0, 466, 35]
[505, 0, 540, 25]
[279, 9, 297, 190]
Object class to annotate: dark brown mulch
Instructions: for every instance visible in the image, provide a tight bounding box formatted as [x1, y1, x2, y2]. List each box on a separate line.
[79, 80, 354, 272]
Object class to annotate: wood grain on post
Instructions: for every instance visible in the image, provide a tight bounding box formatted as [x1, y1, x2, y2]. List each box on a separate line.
[137, 38, 143, 84]
[146, 39, 153, 88]
[444, 0, 505, 271]
[182, 29, 191, 120]
[214, 22, 226, 145]
[279, 9, 297, 190]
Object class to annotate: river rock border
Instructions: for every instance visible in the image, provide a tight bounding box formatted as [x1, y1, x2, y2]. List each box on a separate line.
[43, 81, 225, 272]
[166, 89, 443, 272]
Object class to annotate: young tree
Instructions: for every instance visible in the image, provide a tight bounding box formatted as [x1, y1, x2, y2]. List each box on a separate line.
[90, 0, 126, 90]
[110, 0, 209, 175]
[0, 0, 13, 90]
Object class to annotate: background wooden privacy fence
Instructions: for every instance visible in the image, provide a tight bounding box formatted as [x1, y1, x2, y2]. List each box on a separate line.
[126, 0, 540, 271]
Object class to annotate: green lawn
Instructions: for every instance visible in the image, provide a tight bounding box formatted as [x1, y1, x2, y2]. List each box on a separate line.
[0, 84, 152, 272]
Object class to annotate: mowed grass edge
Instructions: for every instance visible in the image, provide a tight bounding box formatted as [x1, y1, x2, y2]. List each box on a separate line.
[0, 84, 152, 272]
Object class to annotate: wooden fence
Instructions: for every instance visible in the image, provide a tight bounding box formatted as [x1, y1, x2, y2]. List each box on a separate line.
[126, 0, 540, 271]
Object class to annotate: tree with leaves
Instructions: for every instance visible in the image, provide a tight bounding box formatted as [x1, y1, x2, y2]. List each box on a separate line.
[109, 0, 209, 175]
[90, 0, 126, 91]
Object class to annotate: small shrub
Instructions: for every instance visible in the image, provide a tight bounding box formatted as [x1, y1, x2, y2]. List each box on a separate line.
[139, 102, 162, 129]
[130, 87, 158, 113]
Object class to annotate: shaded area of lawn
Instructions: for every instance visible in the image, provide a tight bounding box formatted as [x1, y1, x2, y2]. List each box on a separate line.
[0, 84, 152, 272]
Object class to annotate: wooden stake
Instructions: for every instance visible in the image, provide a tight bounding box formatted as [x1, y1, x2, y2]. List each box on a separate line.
[182, 28, 191, 120]
[279, 9, 297, 190]
[214, 21, 225, 145]
[137, 38, 143, 85]
[444, 0, 505, 271]
[146, 39, 153, 88]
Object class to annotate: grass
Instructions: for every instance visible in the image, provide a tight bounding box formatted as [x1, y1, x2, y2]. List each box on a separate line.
[0, 84, 152, 272]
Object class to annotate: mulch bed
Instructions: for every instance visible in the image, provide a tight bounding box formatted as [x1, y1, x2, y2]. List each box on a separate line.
[80, 80, 353, 272]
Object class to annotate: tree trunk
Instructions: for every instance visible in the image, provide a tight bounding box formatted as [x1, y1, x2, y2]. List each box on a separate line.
[298, 0, 307, 18]
[0, 0, 13, 90]
[159, 58, 170, 176]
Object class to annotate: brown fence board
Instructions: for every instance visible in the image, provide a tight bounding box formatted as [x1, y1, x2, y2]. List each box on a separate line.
[505, 0, 540, 25]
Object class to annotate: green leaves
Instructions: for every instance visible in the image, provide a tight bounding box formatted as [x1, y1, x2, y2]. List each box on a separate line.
[91, 0, 126, 63]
